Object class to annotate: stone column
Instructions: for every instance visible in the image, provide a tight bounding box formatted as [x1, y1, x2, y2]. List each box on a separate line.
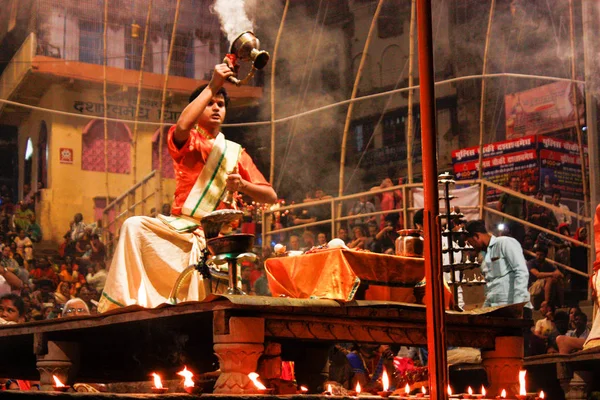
[36, 340, 80, 391]
[481, 336, 524, 397]
[213, 314, 265, 394]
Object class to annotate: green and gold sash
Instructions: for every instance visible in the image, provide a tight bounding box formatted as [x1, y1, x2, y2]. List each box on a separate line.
[181, 132, 242, 220]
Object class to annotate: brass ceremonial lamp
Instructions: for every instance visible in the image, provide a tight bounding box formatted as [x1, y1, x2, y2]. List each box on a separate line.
[223, 31, 270, 86]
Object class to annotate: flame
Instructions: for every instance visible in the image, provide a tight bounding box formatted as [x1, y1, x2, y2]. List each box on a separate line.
[405, 384, 410, 395]
[327, 384, 333, 394]
[382, 368, 389, 392]
[501, 389, 507, 398]
[481, 386, 486, 396]
[151, 373, 163, 389]
[519, 370, 527, 396]
[421, 386, 427, 395]
[447, 385, 453, 396]
[248, 372, 267, 390]
[177, 366, 194, 388]
[468, 386, 473, 395]
[300, 386, 308, 392]
[356, 381, 361, 394]
[539, 391, 545, 399]
[52, 375, 66, 387]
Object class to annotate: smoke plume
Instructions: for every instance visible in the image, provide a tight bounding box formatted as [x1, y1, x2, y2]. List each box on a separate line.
[211, 0, 254, 45]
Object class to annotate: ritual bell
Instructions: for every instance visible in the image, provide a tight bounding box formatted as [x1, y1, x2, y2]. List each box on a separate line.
[224, 31, 270, 86]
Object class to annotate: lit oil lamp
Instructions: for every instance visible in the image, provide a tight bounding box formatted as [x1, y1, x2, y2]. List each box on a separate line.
[52, 375, 69, 392]
[448, 385, 460, 399]
[248, 372, 272, 394]
[402, 383, 411, 399]
[515, 370, 528, 400]
[377, 368, 393, 398]
[324, 383, 333, 396]
[535, 391, 545, 400]
[463, 386, 474, 399]
[150, 372, 168, 394]
[299, 385, 309, 394]
[415, 385, 428, 398]
[177, 366, 200, 395]
[356, 381, 362, 396]
[473, 386, 485, 400]
[495, 389, 507, 399]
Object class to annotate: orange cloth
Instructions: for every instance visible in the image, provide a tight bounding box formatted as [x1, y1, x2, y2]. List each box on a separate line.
[264, 249, 425, 302]
[167, 126, 271, 216]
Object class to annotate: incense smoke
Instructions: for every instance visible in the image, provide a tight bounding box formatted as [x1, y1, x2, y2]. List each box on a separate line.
[211, 0, 254, 45]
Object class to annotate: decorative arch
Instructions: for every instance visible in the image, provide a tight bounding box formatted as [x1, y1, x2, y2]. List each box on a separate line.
[152, 126, 175, 179]
[380, 44, 404, 87]
[81, 119, 132, 174]
[37, 121, 48, 188]
[352, 53, 373, 91]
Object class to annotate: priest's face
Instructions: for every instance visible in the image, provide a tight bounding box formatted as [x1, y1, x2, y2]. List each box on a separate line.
[198, 94, 226, 131]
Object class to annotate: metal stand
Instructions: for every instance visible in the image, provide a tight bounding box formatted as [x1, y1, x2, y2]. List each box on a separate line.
[438, 172, 484, 308]
[210, 252, 257, 295]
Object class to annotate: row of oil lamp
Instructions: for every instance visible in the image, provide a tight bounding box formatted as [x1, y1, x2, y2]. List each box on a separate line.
[324, 370, 545, 400]
[52, 368, 545, 399]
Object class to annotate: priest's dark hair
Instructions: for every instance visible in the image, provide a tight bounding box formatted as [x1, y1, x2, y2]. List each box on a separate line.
[189, 84, 230, 107]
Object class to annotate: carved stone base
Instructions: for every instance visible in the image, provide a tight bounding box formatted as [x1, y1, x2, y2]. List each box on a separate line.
[481, 336, 524, 397]
[213, 315, 266, 394]
[36, 341, 80, 391]
[214, 343, 265, 393]
[557, 363, 592, 400]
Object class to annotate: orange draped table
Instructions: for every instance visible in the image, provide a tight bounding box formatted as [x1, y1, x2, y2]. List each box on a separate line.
[264, 248, 425, 302]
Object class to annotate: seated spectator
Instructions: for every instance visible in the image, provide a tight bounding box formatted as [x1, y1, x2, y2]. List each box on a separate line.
[569, 306, 582, 330]
[556, 311, 590, 354]
[13, 229, 33, 265]
[0, 293, 25, 324]
[375, 178, 402, 230]
[336, 227, 351, 245]
[80, 234, 105, 264]
[374, 216, 400, 255]
[253, 265, 271, 297]
[161, 203, 172, 216]
[59, 256, 79, 283]
[348, 194, 377, 227]
[526, 189, 556, 235]
[241, 266, 253, 294]
[555, 223, 572, 266]
[0, 246, 28, 285]
[546, 310, 570, 354]
[287, 235, 301, 251]
[365, 222, 379, 252]
[61, 298, 90, 317]
[77, 284, 98, 314]
[54, 281, 72, 306]
[25, 214, 42, 243]
[75, 232, 91, 258]
[0, 255, 24, 296]
[30, 279, 55, 309]
[301, 231, 315, 251]
[529, 301, 557, 355]
[86, 262, 107, 293]
[527, 245, 564, 309]
[12, 202, 34, 233]
[31, 259, 57, 284]
[317, 232, 328, 246]
[348, 225, 367, 249]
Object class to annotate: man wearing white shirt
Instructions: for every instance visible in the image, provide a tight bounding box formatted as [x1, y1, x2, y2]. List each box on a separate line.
[550, 190, 572, 226]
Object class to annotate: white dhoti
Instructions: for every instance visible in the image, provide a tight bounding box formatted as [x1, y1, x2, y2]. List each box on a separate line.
[98, 216, 206, 312]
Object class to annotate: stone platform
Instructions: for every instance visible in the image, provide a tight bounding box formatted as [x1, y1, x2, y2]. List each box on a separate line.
[0, 296, 531, 395]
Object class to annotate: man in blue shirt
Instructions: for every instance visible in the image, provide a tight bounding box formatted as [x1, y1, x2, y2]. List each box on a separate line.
[464, 220, 532, 311]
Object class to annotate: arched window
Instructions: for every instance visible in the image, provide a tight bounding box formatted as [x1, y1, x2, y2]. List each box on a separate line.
[37, 121, 48, 188]
[152, 126, 175, 179]
[81, 120, 131, 174]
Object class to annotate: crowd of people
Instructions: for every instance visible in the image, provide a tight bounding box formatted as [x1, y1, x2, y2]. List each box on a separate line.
[0, 183, 107, 324]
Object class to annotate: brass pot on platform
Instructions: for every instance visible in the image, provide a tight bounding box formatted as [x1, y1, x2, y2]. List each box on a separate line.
[395, 229, 424, 257]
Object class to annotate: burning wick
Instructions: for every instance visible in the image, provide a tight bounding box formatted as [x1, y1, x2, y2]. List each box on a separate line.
[405, 383, 411, 396]
[537, 391, 545, 400]
[177, 366, 199, 394]
[52, 375, 68, 392]
[300, 385, 309, 393]
[463, 386, 474, 399]
[326, 383, 333, 395]
[377, 369, 392, 397]
[356, 381, 362, 395]
[496, 389, 507, 399]
[415, 386, 427, 398]
[481, 386, 487, 398]
[248, 372, 267, 391]
[150, 373, 168, 394]
[515, 370, 528, 400]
